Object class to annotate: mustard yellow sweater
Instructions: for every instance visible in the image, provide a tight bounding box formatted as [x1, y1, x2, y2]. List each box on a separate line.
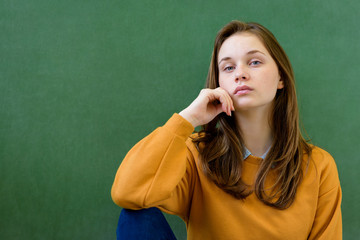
[111, 114, 342, 240]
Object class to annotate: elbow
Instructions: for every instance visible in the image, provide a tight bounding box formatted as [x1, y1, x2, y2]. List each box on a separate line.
[111, 186, 124, 206]
[111, 184, 144, 210]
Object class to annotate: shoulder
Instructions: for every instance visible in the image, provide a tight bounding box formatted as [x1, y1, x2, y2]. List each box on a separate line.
[308, 145, 337, 170]
[307, 145, 341, 194]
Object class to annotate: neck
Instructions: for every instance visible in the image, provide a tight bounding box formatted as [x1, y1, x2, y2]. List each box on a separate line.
[234, 107, 273, 157]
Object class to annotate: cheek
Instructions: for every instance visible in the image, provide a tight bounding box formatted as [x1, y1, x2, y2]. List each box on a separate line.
[218, 79, 224, 88]
[262, 69, 281, 90]
[218, 74, 224, 86]
[218, 79, 232, 94]
[266, 80, 281, 100]
[218, 74, 230, 89]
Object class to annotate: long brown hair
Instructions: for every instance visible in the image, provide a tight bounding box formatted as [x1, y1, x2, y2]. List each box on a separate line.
[192, 20, 312, 209]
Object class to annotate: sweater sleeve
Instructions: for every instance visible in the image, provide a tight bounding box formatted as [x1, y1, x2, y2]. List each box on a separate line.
[111, 113, 195, 220]
[308, 149, 342, 240]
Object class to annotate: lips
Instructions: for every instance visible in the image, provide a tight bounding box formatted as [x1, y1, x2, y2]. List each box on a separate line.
[234, 85, 253, 95]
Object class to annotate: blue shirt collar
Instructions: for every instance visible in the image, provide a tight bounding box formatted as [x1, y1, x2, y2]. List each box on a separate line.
[243, 146, 270, 160]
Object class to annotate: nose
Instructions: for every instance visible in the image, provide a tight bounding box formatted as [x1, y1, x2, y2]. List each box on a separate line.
[235, 68, 250, 82]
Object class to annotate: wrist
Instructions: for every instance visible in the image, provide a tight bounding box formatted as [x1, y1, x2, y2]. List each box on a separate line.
[179, 109, 199, 128]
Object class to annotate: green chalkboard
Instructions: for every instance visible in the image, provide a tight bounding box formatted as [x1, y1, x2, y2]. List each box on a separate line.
[1, 0, 359, 239]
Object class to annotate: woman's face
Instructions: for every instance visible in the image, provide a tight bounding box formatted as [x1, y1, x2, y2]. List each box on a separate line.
[218, 32, 283, 112]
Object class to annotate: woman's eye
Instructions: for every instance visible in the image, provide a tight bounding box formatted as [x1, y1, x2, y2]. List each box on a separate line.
[224, 66, 235, 71]
[250, 60, 261, 66]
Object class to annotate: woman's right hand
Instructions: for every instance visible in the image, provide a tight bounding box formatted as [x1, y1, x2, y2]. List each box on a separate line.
[179, 87, 235, 128]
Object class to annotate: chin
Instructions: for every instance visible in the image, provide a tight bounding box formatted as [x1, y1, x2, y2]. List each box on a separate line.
[234, 101, 255, 110]
[234, 105, 254, 112]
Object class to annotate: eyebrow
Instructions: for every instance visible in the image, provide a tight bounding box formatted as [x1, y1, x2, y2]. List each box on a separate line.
[218, 50, 266, 65]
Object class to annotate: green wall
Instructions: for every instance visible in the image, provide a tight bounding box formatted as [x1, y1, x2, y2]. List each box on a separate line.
[1, 0, 359, 239]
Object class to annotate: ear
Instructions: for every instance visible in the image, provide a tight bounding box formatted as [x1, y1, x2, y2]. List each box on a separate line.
[277, 78, 284, 89]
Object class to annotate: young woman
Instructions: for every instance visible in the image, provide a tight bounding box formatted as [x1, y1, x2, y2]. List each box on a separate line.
[111, 20, 342, 239]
